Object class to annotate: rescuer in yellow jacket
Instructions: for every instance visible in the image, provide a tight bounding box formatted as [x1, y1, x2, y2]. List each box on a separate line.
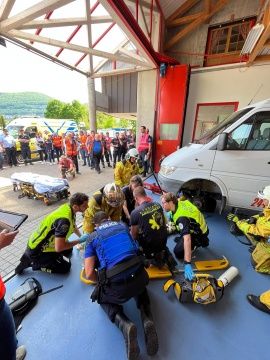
[228, 185, 270, 246]
[82, 183, 125, 234]
[160, 192, 209, 281]
[15, 193, 89, 274]
[114, 148, 144, 188]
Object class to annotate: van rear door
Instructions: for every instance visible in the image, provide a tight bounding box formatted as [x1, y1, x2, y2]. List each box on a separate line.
[211, 111, 270, 210]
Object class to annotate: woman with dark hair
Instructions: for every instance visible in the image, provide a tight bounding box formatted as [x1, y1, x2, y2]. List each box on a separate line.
[35, 132, 47, 163]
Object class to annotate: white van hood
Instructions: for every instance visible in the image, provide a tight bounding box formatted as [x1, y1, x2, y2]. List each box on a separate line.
[162, 143, 203, 165]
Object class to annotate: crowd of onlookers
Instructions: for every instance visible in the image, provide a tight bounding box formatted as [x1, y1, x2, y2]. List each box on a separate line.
[0, 127, 154, 178]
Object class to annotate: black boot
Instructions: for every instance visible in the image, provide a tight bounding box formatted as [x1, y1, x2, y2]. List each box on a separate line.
[164, 246, 178, 271]
[114, 312, 140, 360]
[140, 304, 159, 356]
[15, 253, 32, 274]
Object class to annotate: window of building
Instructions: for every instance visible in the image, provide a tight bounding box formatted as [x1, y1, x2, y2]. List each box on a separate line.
[204, 18, 256, 67]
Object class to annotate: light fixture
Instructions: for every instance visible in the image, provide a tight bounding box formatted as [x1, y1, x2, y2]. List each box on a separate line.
[240, 23, 264, 55]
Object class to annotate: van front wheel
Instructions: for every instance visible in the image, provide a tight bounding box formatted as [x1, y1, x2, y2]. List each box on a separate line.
[191, 196, 216, 213]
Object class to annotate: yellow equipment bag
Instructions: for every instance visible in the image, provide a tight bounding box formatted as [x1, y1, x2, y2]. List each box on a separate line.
[164, 274, 224, 305]
[251, 241, 270, 274]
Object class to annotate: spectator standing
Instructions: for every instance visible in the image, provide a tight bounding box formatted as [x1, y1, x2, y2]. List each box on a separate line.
[18, 129, 34, 166]
[119, 132, 128, 160]
[138, 126, 152, 177]
[105, 132, 113, 162]
[100, 132, 112, 168]
[79, 130, 89, 167]
[127, 132, 136, 149]
[65, 132, 80, 174]
[61, 133, 66, 155]
[92, 133, 104, 174]
[111, 132, 121, 167]
[0, 129, 18, 167]
[35, 132, 47, 163]
[44, 135, 55, 165]
[75, 133, 81, 160]
[87, 130, 95, 169]
[52, 132, 63, 163]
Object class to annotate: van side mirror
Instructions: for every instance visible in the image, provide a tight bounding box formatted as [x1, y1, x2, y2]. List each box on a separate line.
[217, 133, 228, 151]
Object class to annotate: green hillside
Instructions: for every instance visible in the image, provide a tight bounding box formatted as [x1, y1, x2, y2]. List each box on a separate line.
[0, 92, 53, 119]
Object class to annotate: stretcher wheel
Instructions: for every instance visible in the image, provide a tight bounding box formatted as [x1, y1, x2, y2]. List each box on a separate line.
[44, 198, 51, 205]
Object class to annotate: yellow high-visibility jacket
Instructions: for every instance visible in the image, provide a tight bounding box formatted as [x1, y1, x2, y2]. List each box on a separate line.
[114, 159, 144, 188]
[237, 207, 270, 245]
[82, 190, 123, 234]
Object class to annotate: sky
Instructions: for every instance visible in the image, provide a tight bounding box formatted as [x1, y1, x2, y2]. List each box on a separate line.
[0, 41, 91, 104]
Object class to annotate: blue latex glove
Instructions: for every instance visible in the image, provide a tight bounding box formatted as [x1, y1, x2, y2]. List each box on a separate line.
[184, 264, 195, 281]
[79, 233, 88, 243]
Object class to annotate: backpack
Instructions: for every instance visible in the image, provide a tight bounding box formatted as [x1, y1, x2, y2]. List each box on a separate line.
[5, 277, 62, 331]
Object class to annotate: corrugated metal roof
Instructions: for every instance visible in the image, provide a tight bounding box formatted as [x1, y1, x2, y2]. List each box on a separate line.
[158, 0, 186, 19]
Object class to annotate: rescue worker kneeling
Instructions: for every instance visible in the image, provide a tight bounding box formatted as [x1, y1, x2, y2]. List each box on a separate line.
[84, 211, 159, 360]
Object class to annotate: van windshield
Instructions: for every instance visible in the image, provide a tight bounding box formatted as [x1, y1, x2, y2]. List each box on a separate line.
[6, 125, 24, 138]
[194, 107, 254, 144]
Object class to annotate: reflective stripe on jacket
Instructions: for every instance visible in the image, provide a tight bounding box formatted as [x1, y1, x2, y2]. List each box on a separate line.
[27, 204, 75, 254]
[172, 200, 208, 234]
[65, 138, 78, 156]
[237, 207, 270, 240]
[138, 133, 150, 152]
[52, 135, 62, 148]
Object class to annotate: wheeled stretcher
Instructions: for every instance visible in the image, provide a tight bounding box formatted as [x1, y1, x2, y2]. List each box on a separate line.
[11, 172, 70, 205]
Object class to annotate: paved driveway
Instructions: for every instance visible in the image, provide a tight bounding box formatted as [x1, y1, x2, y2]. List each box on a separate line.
[0, 159, 114, 276]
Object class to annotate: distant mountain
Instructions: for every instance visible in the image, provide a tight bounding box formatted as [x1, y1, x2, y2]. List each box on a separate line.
[0, 92, 53, 119]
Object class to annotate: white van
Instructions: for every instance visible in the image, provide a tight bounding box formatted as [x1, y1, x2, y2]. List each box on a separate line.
[158, 98, 270, 213]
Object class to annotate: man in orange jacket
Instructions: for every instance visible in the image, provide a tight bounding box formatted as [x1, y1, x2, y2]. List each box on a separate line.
[79, 130, 90, 167]
[52, 132, 63, 162]
[65, 132, 80, 174]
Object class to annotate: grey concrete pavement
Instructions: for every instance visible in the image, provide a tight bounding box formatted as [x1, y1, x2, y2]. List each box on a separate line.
[0, 158, 114, 276]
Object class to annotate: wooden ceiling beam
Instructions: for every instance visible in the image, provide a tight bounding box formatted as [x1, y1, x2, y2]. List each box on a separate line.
[164, 0, 230, 51]
[166, 12, 204, 27]
[263, 38, 270, 47]
[204, 0, 212, 24]
[247, 4, 270, 66]
[253, 54, 270, 63]
[165, 0, 200, 26]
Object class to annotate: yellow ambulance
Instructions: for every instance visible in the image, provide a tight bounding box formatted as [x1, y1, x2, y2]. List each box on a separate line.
[6, 117, 78, 163]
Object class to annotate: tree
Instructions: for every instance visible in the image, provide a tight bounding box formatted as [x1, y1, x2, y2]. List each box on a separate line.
[60, 103, 77, 119]
[0, 114, 6, 130]
[44, 100, 64, 119]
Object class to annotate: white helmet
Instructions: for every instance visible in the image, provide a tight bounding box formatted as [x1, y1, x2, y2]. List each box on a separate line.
[126, 148, 139, 160]
[258, 185, 270, 202]
[103, 183, 125, 207]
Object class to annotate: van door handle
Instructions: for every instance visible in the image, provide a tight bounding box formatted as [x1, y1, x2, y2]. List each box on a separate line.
[268, 162, 270, 164]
